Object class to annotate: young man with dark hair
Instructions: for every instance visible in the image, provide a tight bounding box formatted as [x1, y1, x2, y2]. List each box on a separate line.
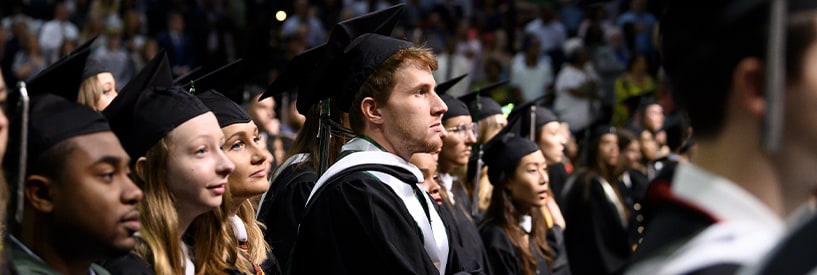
[3, 46, 143, 275]
[627, 1, 817, 274]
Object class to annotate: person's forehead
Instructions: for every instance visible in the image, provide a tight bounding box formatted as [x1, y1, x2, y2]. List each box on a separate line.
[67, 132, 129, 163]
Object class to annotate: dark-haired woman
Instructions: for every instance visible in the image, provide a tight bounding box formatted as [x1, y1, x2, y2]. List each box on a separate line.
[562, 125, 633, 275]
[480, 134, 570, 275]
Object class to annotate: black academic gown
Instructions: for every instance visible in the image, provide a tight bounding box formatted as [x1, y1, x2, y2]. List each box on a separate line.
[289, 169, 440, 275]
[256, 160, 318, 268]
[99, 252, 154, 275]
[438, 201, 489, 274]
[479, 220, 552, 275]
[562, 173, 632, 275]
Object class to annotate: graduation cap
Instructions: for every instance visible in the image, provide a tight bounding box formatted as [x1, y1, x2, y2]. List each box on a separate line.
[457, 80, 509, 120]
[196, 90, 251, 128]
[81, 57, 112, 81]
[264, 3, 407, 115]
[191, 60, 252, 128]
[482, 133, 540, 186]
[441, 94, 470, 121]
[103, 51, 210, 161]
[185, 59, 246, 96]
[334, 34, 414, 111]
[22, 36, 95, 101]
[262, 45, 324, 114]
[500, 95, 559, 141]
[302, 4, 410, 113]
[436, 74, 467, 95]
[172, 66, 203, 86]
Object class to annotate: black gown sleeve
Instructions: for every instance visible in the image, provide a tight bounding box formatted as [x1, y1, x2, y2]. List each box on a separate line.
[289, 172, 439, 275]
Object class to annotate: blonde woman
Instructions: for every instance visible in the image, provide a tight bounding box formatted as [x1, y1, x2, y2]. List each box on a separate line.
[196, 87, 280, 275]
[100, 53, 235, 274]
[78, 58, 118, 111]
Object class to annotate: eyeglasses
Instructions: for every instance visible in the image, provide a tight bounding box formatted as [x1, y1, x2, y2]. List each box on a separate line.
[445, 122, 478, 139]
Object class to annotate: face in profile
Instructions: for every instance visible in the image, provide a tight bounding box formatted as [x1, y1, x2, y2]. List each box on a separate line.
[380, 60, 448, 157]
[165, 112, 235, 217]
[441, 115, 476, 168]
[410, 152, 442, 205]
[506, 150, 549, 208]
[221, 121, 269, 204]
[537, 121, 566, 164]
[48, 132, 143, 255]
[95, 72, 118, 111]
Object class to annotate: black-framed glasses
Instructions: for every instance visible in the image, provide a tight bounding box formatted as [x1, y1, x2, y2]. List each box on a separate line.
[445, 122, 478, 139]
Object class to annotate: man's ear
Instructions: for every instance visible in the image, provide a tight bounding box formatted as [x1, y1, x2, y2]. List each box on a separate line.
[24, 175, 54, 213]
[134, 156, 148, 181]
[360, 97, 384, 125]
[732, 57, 765, 118]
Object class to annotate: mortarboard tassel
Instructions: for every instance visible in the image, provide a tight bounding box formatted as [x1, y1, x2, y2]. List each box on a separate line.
[763, 0, 785, 153]
[471, 91, 483, 216]
[15, 82, 29, 224]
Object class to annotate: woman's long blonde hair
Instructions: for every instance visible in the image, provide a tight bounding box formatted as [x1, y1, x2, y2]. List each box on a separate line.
[228, 199, 270, 274]
[133, 138, 233, 275]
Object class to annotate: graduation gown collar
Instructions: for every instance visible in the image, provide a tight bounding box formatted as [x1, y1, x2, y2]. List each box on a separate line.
[673, 163, 782, 227]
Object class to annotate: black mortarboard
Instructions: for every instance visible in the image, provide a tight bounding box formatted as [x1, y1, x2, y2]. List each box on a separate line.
[441, 94, 470, 121]
[81, 57, 111, 81]
[103, 52, 210, 161]
[436, 74, 467, 95]
[196, 89, 251, 128]
[263, 45, 325, 114]
[116, 50, 172, 100]
[305, 5, 410, 112]
[266, 4, 407, 115]
[457, 80, 509, 119]
[7, 95, 111, 174]
[191, 60, 252, 128]
[483, 133, 540, 186]
[186, 59, 246, 96]
[335, 34, 414, 111]
[502, 95, 559, 140]
[172, 66, 203, 86]
[24, 37, 94, 101]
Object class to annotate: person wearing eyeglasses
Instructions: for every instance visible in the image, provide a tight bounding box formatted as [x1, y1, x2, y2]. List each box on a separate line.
[437, 94, 491, 273]
[438, 94, 478, 210]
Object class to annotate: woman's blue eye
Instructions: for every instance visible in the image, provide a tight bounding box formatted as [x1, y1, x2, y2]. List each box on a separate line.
[231, 141, 245, 150]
